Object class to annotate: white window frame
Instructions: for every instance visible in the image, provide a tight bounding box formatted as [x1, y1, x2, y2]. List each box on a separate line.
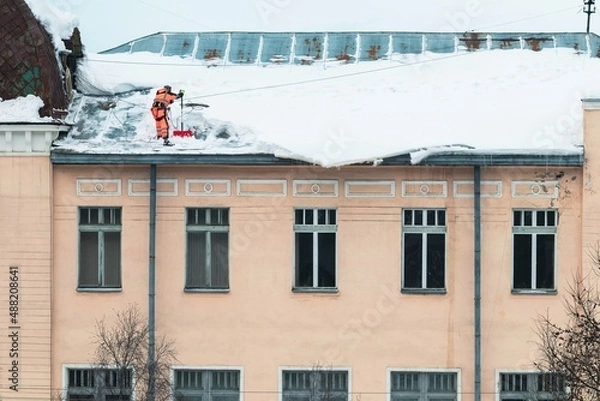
[279, 366, 351, 401]
[496, 370, 566, 401]
[185, 207, 230, 292]
[171, 365, 244, 401]
[401, 208, 447, 293]
[62, 363, 135, 401]
[512, 209, 557, 293]
[293, 208, 338, 292]
[386, 368, 461, 401]
[78, 207, 122, 291]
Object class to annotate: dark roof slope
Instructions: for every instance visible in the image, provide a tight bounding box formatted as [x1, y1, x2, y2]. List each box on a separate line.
[0, 0, 68, 118]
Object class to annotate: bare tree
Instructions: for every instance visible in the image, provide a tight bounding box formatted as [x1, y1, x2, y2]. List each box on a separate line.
[536, 244, 600, 401]
[91, 303, 177, 401]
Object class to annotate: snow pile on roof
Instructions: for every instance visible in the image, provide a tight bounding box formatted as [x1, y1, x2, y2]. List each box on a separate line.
[55, 45, 600, 166]
[0, 95, 54, 123]
[24, 0, 78, 51]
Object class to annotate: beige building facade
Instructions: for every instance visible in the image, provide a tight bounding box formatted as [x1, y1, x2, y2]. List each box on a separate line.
[2, 106, 600, 401]
[0, 124, 66, 400]
[42, 102, 600, 401]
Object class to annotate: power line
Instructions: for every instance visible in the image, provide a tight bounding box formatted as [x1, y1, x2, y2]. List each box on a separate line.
[79, 6, 595, 102]
[83, 50, 477, 108]
[469, 5, 582, 31]
[131, 0, 215, 31]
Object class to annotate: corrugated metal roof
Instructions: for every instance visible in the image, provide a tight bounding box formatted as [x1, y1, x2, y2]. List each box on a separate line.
[101, 31, 600, 65]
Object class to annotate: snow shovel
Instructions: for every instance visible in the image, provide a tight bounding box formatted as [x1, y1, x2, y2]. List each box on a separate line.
[173, 91, 193, 137]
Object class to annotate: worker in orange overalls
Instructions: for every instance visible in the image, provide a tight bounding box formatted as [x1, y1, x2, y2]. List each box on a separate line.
[150, 85, 184, 145]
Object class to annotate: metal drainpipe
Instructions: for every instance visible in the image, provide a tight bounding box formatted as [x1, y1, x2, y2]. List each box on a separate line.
[148, 164, 157, 401]
[474, 165, 481, 401]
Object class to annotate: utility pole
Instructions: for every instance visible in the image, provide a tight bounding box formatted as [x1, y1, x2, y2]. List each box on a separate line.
[584, 0, 596, 33]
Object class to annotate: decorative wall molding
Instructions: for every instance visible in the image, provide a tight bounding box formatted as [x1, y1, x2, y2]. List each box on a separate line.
[76, 179, 122, 196]
[344, 180, 395, 198]
[186, 179, 231, 196]
[401, 181, 447, 198]
[236, 179, 287, 197]
[128, 179, 178, 197]
[511, 180, 559, 198]
[453, 180, 503, 198]
[293, 180, 339, 197]
[0, 124, 67, 153]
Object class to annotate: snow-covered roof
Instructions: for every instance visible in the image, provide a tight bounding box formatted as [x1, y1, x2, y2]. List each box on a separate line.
[32, 31, 600, 166]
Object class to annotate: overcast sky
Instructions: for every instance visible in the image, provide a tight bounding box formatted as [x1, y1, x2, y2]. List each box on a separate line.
[48, 0, 595, 53]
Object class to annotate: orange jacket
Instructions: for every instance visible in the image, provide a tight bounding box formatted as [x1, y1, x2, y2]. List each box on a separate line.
[151, 87, 179, 109]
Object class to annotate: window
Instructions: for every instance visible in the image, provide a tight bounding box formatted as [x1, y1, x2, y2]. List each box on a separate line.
[174, 369, 240, 401]
[499, 372, 566, 401]
[186, 208, 229, 290]
[78, 207, 122, 289]
[513, 210, 557, 291]
[390, 371, 457, 401]
[282, 369, 348, 401]
[402, 209, 446, 292]
[66, 368, 132, 401]
[294, 208, 337, 290]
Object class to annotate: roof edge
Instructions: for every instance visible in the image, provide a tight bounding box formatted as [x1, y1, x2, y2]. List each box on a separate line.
[50, 151, 584, 167]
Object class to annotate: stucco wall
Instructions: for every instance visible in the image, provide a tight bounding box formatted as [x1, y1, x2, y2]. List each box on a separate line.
[52, 163, 582, 401]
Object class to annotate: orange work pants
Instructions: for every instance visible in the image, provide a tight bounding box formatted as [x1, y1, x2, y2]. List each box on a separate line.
[150, 107, 169, 139]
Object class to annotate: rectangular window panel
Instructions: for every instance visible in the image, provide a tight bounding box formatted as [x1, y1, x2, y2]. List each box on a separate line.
[295, 232, 314, 287]
[282, 370, 348, 401]
[103, 231, 121, 287]
[513, 234, 533, 289]
[427, 233, 445, 289]
[318, 233, 336, 287]
[79, 232, 99, 287]
[174, 369, 240, 401]
[512, 210, 556, 291]
[500, 373, 565, 401]
[78, 207, 122, 290]
[211, 232, 229, 288]
[186, 232, 207, 288]
[403, 233, 423, 288]
[391, 372, 457, 401]
[403, 209, 446, 291]
[536, 234, 555, 289]
[186, 208, 230, 290]
[67, 368, 132, 401]
[294, 208, 337, 289]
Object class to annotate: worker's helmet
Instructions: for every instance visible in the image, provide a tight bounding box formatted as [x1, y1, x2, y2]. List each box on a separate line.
[164, 85, 172, 91]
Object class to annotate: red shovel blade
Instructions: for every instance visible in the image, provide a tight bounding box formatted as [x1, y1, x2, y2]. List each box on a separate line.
[173, 130, 193, 137]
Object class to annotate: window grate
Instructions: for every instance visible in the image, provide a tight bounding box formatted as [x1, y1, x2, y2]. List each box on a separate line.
[282, 370, 348, 401]
[66, 368, 132, 401]
[391, 372, 457, 401]
[174, 369, 240, 401]
[500, 373, 566, 401]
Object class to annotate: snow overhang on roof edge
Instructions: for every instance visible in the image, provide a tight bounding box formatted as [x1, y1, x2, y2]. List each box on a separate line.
[583, 98, 600, 110]
[49, 151, 584, 167]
